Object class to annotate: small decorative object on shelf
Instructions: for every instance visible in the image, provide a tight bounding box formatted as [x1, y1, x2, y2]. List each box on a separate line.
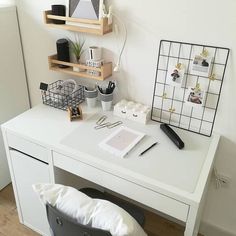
[40, 80, 84, 111]
[89, 46, 102, 61]
[51, 5, 66, 24]
[66, 0, 104, 20]
[48, 54, 112, 80]
[114, 100, 151, 124]
[86, 59, 104, 67]
[87, 46, 103, 76]
[56, 38, 70, 68]
[68, 105, 83, 121]
[67, 36, 85, 72]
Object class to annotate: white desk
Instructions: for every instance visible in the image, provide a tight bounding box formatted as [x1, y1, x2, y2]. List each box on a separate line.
[1, 104, 220, 236]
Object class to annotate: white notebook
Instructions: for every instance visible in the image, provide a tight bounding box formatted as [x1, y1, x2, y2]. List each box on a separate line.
[99, 126, 145, 158]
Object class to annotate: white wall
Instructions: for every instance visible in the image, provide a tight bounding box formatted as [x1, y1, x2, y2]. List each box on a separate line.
[0, 0, 15, 5]
[15, 0, 236, 235]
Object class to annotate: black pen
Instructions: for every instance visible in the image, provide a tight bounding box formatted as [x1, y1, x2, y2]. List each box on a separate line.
[139, 142, 158, 156]
[98, 85, 103, 94]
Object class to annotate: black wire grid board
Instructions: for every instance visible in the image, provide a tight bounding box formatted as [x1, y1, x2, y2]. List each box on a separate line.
[151, 40, 230, 136]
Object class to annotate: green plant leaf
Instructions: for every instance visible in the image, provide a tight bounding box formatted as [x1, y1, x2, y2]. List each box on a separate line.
[67, 36, 86, 61]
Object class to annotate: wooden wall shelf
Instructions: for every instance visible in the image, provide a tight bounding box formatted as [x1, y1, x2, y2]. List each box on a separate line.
[48, 55, 112, 81]
[43, 10, 112, 35]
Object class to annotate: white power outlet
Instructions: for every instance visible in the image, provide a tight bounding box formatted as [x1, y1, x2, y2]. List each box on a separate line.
[218, 174, 230, 187]
[213, 167, 230, 189]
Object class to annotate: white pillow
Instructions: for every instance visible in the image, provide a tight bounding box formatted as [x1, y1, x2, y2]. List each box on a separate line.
[33, 183, 147, 236]
[33, 183, 95, 225]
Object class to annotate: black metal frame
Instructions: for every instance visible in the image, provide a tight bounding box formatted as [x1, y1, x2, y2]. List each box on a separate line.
[151, 40, 230, 136]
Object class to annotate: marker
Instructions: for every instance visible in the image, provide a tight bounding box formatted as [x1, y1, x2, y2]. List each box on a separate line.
[139, 142, 158, 156]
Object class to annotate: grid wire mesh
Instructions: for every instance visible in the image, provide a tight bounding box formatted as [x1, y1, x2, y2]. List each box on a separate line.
[41, 80, 85, 111]
[151, 40, 230, 136]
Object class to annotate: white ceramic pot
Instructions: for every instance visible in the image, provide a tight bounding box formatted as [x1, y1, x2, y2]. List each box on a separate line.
[84, 88, 98, 108]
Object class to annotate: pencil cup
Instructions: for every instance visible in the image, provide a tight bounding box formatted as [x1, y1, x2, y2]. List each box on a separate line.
[84, 87, 98, 108]
[99, 92, 113, 111]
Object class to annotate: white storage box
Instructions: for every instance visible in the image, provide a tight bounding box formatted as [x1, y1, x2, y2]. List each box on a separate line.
[114, 100, 151, 124]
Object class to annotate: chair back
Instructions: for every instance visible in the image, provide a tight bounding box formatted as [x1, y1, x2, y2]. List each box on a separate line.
[46, 203, 112, 236]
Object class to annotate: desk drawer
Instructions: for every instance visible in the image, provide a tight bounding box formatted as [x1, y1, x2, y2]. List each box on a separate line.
[53, 152, 189, 222]
[6, 132, 48, 163]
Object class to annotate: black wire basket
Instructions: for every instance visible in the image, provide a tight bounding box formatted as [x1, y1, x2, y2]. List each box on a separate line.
[41, 80, 85, 110]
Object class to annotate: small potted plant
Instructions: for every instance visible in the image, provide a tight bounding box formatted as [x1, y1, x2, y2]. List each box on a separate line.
[68, 36, 85, 72]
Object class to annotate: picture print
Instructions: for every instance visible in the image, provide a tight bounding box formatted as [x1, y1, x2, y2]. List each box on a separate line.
[191, 54, 212, 77]
[185, 86, 205, 107]
[67, 0, 103, 20]
[166, 64, 185, 87]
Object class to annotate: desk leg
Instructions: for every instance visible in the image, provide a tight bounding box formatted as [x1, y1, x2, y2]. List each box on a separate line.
[184, 205, 200, 236]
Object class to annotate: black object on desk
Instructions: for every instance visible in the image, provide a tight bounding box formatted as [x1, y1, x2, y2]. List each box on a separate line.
[106, 81, 115, 94]
[98, 81, 115, 94]
[160, 123, 184, 149]
[139, 142, 158, 156]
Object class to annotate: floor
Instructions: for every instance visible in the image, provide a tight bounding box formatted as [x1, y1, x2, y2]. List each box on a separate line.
[0, 184, 203, 236]
[0, 185, 36, 236]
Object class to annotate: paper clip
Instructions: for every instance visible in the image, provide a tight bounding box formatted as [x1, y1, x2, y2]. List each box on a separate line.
[209, 74, 216, 81]
[175, 63, 182, 70]
[162, 93, 167, 99]
[200, 49, 209, 58]
[169, 108, 176, 113]
[94, 122, 110, 130]
[107, 121, 123, 129]
[96, 115, 107, 125]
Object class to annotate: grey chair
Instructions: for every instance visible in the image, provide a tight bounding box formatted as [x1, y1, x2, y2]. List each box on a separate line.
[46, 188, 145, 236]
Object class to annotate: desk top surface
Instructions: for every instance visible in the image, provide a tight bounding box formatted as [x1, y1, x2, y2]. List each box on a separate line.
[2, 104, 219, 201]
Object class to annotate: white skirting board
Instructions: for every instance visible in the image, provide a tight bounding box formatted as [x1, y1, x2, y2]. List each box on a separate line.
[200, 222, 236, 236]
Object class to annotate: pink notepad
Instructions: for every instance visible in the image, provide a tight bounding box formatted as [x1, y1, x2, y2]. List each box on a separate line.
[99, 126, 145, 158]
